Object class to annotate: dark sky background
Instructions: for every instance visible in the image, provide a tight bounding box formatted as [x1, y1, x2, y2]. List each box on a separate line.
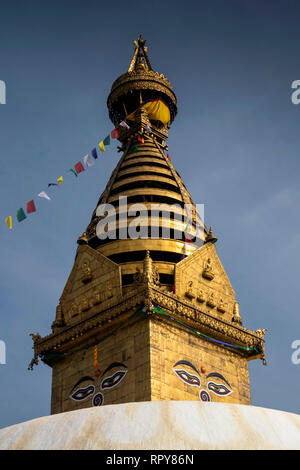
[1, 0, 300, 428]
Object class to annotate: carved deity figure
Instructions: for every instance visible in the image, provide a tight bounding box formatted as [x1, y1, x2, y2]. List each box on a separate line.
[93, 290, 102, 305]
[81, 262, 92, 283]
[202, 258, 215, 280]
[206, 292, 216, 308]
[81, 296, 90, 311]
[217, 298, 226, 313]
[185, 281, 195, 300]
[71, 302, 79, 317]
[197, 289, 205, 303]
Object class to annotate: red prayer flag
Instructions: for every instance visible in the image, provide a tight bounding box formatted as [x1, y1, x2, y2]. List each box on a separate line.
[138, 136, 144, 144]
[185, 234, 193, 243]
[111, 128, 119, 139]
[26, 200, 36, 214]
[74, 161, 85, 174]
[167, 154, 170, 160]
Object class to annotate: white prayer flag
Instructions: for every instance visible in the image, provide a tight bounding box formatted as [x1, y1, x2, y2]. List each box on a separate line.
[83, 154, 95, 167]
[38, 191, 51, 201]
[120, 120, 130, 129]
[146, 124, 152, 133]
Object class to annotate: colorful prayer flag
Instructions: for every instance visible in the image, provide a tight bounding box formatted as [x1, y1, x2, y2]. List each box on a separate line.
[167, 154, 170, 160]
[17, 208, 26, 222]
[99, 141, 105, 152]
[69, 168, 78, 177]
[26, 200, 36, 214]
[5, 216, 12, 230]
[83, 154, 95, 168]
[38, 191, 51, 201]
[120, 121, 130, 129]
[111, 128, 119, 139]
[74, 161, 85, 174]
[185, 234, 193, 243]
[138, 136, 144, 144]
[103, 135, 110, 146]
[57, 176, 63, 185]
[91, 147, 98, 159]
[146, 124, 151, 133]
[48, 183, 57, 187]
[129, 145, 139, 153]
[126, 99, 170, 126]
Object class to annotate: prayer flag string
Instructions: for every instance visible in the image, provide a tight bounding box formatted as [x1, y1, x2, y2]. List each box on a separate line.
[4, 121, 125, 231]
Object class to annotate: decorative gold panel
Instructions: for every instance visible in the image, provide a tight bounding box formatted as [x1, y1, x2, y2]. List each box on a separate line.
[175, 242, 237, 323]
[59, 245, 122, 326]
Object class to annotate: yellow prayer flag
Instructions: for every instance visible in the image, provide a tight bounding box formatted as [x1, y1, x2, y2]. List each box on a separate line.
[99, 141, 105, 152]
[5, 216, 12, 230]
[57, 176, 63, 185]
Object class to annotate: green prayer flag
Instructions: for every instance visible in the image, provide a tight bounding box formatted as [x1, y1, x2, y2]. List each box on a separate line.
[129, 145, 139, 153]
[17, 208, 27, 222]
[69, 168, 78, 177]
[103, 135, 110, 146]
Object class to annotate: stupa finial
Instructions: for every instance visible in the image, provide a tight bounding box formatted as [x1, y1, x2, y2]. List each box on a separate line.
[128, 34, 153, 72]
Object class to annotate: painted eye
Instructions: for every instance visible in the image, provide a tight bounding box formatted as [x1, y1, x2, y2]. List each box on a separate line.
[101, 370, 127, 390]
[70, 384, 95, 401]
[173, 369, 201, 387]
[92, 393, 104, 407]
[207, 381, 232, 396]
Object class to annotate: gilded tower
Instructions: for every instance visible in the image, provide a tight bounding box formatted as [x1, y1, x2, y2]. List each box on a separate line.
[30, 36, 266, 413]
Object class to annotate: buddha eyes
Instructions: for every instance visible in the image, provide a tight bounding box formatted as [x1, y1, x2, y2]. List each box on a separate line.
[173, 369, 201, 387]
[70, 384, 95, 401]
[101, 370, 127, 390]
[207, 381, 232, 396]
[172, 365, 232, 400]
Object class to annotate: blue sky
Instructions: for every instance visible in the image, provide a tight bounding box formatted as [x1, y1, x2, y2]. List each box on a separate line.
[1, 0, 300, 427]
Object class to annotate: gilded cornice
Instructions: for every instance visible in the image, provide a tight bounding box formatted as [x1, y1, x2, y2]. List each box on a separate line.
[149, 286, 266, 354]
[31, 282, 266, 366]
[31, 286, 146, 361]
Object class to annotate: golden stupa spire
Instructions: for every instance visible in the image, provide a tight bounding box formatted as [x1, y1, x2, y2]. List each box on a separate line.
[128, 35, 153, 72]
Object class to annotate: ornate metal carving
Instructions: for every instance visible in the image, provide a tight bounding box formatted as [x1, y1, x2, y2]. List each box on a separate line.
[206, 292, 216, 308]
[196, 289, 205, 303]
[81, 262, 92, 283]
[202, 258, 215, 280]
[51, 304, 65, 331]
[217, 299, 226, 313]
[185, 281, 195, 300]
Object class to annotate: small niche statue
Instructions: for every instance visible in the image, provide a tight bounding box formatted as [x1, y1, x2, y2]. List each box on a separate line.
[217, 298, 226, 313]
[206, 292, 216, 308]
[197, 289, 205, 303]
[70, 302, 79, 317]
[81, 262, 92, 283]
[185, 281, 195, 300]
[93, 290, 102, 305]
[202, 258, 215, 281]
[81, 296, 90, 311]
